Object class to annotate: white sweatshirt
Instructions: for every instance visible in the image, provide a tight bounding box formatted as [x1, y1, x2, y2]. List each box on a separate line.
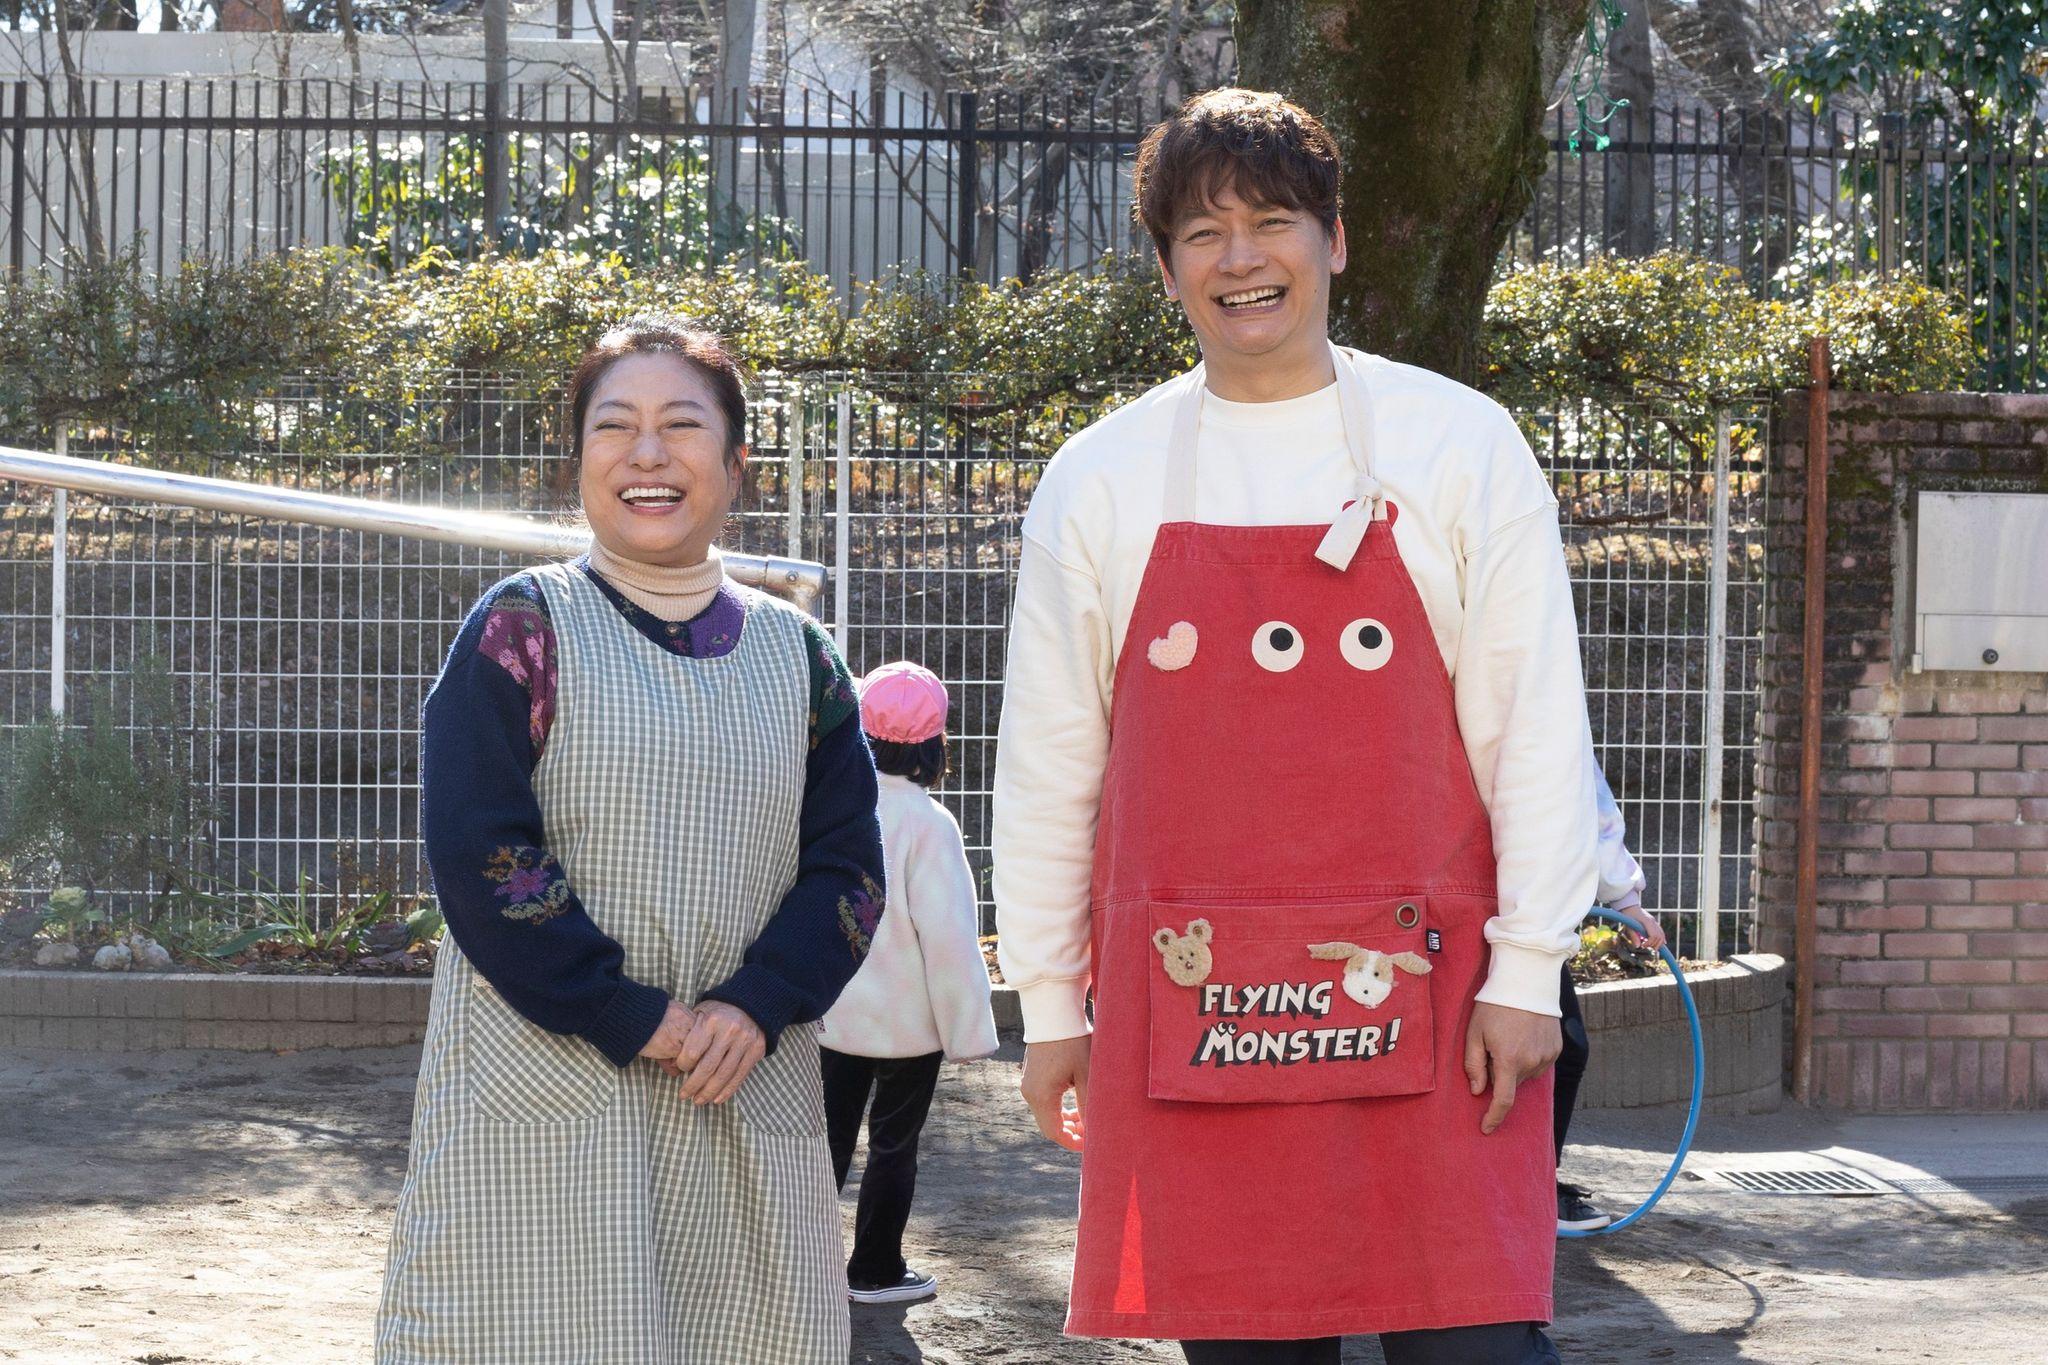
[992, 353, 1601, 1042]
[818, 773, 1000, 1061]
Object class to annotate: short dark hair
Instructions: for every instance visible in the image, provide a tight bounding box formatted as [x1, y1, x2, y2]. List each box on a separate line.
[868, 734, 948, 788]
[1133, 88, 1343, 261]
[567, 318, 750, 468]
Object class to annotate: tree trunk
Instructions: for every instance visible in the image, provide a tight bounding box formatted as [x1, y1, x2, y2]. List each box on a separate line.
[1236, 0, 1591, 383]
[1602, 3, 1658, 255]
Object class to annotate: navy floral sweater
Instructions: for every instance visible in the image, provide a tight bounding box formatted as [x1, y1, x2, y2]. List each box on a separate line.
[420, 560, 885, 1068]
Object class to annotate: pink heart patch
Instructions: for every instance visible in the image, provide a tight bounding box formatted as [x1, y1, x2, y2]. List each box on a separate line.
[1147, 620, 1198, 671]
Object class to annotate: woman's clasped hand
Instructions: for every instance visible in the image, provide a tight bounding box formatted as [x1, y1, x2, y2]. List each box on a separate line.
[641, 998, 770, 1104]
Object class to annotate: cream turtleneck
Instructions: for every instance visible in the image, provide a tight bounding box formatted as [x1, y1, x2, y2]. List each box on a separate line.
[586, 541, 726, 622]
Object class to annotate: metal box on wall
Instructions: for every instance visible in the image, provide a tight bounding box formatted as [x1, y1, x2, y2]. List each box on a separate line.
[1911, 490, 2048, 672]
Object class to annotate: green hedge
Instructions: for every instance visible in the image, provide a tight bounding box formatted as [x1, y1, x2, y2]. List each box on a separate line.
[0, 245, 1976, 458]
[1484, 252, 1975, 419]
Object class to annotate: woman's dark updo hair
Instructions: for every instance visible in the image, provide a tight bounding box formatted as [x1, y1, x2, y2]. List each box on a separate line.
[868, 734, 949, 789]
[567, 318, 750, 470]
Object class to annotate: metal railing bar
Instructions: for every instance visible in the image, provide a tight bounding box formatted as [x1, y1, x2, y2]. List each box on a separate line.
[0, 445, 827, 615]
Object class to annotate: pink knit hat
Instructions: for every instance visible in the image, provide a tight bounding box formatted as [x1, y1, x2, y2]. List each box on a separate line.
[859, 661, 949, 743]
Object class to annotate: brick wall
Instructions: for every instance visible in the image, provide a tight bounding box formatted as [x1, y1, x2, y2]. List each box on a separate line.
[1758, 391, 2048, 1111]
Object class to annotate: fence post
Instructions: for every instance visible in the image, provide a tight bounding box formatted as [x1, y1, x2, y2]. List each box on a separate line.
[482, 0, 509, 243]
[952, 90, 979, 280]
[1877, 112, 1904, 277]
[833, 390, 852, 652]
[9, 82, 25, 280]
[787, 381, 805, 561]
[49, 426, 67, 719]
[1698, 409, 1733, 962]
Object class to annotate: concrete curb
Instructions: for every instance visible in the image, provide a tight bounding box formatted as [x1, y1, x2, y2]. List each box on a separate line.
[0, 969, 430, 1051]
[1, 954, 1788, 1116]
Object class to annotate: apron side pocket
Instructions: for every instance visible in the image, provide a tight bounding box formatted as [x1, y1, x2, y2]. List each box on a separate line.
[729, 1026, 829, 1137]
[465, 980, 619, 1125]
[1145, 898, 1438, 1106]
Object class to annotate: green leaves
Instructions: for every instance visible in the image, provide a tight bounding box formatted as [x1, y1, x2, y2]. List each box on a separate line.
[0, 658, 213, 910]
[1765, 1, 2048, 139]
[1484, 251, 1975, 417]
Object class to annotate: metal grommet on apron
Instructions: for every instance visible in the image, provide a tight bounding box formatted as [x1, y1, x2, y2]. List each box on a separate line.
[1396, 901, 1422, 928]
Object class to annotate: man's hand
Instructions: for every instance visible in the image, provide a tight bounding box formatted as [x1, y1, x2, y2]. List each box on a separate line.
[1464, 1002, 1562, 1136]
[672, 1001, 769, 1105]
[1021, 1035, 1091, 1151]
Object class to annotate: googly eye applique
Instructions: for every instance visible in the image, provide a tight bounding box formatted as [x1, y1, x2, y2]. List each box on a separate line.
[1339, 618, 1394, 671]
[1251, 621, 1304, 672]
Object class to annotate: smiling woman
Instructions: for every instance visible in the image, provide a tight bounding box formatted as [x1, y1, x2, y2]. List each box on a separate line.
[375, 319, 886, 1364]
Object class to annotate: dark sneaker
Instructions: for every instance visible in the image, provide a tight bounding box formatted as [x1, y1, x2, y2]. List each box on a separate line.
[1558, 1181, 1613, 1232]
[848, 1269, 939, 1305]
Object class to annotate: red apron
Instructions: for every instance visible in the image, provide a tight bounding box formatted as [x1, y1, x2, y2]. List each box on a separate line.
[1069, 348, 1555, 1341]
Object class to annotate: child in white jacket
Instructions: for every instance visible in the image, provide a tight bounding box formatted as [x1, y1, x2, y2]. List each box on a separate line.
[1555, 763, 1666, 1232]
[819, 661, 1000, 1306]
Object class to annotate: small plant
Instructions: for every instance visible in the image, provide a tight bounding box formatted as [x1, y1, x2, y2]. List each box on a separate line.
[403, 901, 445, 948]
[1569, 920, 1663, 981]
[0, 657, 215, 915]
[36, 885, 103, 940]
[198, 871, 395, 958]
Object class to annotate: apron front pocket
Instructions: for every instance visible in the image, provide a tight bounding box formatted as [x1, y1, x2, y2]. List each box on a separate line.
[1145, 897, 1438, 1105]
[465, 979, 619, 1125]
[730, 1025, 828, 1136]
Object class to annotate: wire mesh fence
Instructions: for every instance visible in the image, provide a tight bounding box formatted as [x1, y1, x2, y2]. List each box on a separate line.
[0, 375, 1766, 959]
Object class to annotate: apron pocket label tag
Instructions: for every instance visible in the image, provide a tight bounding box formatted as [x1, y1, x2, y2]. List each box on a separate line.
[1427, 927, 1443, 954]
[1145, 899, 1439, 1106]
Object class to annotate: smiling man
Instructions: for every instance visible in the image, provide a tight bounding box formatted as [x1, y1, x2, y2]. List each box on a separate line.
[991, 90, 1599, 1364]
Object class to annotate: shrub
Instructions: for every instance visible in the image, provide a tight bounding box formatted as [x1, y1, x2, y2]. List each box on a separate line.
[1484, 250, 1977, 417]
[0, 657, 214, 919]
[0, 246, 360, 438]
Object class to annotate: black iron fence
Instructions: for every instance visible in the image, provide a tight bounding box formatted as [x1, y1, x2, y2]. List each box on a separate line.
[3, 78, 2043, 386]
[0, 78, 1153, 288]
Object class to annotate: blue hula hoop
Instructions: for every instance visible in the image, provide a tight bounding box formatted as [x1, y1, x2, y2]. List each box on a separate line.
[1556, 905, 1705, 1238]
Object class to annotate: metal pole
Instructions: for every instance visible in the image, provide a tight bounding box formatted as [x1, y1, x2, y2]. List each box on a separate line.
[482, 0, 509, 241]
[787, 382, 805, 561]
[1698, 410, 1733, 963]
[953, 90, 979, 280]
[1877, 112, 1904, 277]
[833, 390, 851, 651]
[0, 444, 829, 617]
[49, 427, 66, 718]
[1794, 338, 1831, 1105]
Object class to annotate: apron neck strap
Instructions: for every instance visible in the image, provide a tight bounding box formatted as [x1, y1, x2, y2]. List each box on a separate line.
[1161, 345, 1387, 568]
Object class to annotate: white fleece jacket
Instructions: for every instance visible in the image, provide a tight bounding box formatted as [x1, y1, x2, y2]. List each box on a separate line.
[819, 774, 1000, 1061]
[992, 353, 1601, 1042]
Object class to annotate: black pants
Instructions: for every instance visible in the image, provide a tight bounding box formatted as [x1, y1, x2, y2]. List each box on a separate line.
[1554, 962, 1589, 1162]
[820, 1046, 944, 1284]
[1179, 1321, 1561, 1364]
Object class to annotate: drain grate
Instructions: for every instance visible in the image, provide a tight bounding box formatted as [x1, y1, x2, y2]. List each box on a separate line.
[1700, 1167, 1893, 1196]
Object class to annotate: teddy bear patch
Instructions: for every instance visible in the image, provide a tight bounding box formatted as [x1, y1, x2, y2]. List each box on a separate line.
[1153, 918, 1215, 986]
[1305, 942, 1432, 1009]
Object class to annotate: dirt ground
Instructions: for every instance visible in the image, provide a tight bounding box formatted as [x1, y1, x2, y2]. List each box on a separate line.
[2, 1041, 2044, 1365]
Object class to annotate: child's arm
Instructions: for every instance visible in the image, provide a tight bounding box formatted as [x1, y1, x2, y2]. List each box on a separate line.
[909, 802, 1001, 1062]
[1592, 764, 1663, 950]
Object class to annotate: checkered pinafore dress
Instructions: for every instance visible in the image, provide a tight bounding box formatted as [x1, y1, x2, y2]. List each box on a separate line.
[375, 562, 847, 1364]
